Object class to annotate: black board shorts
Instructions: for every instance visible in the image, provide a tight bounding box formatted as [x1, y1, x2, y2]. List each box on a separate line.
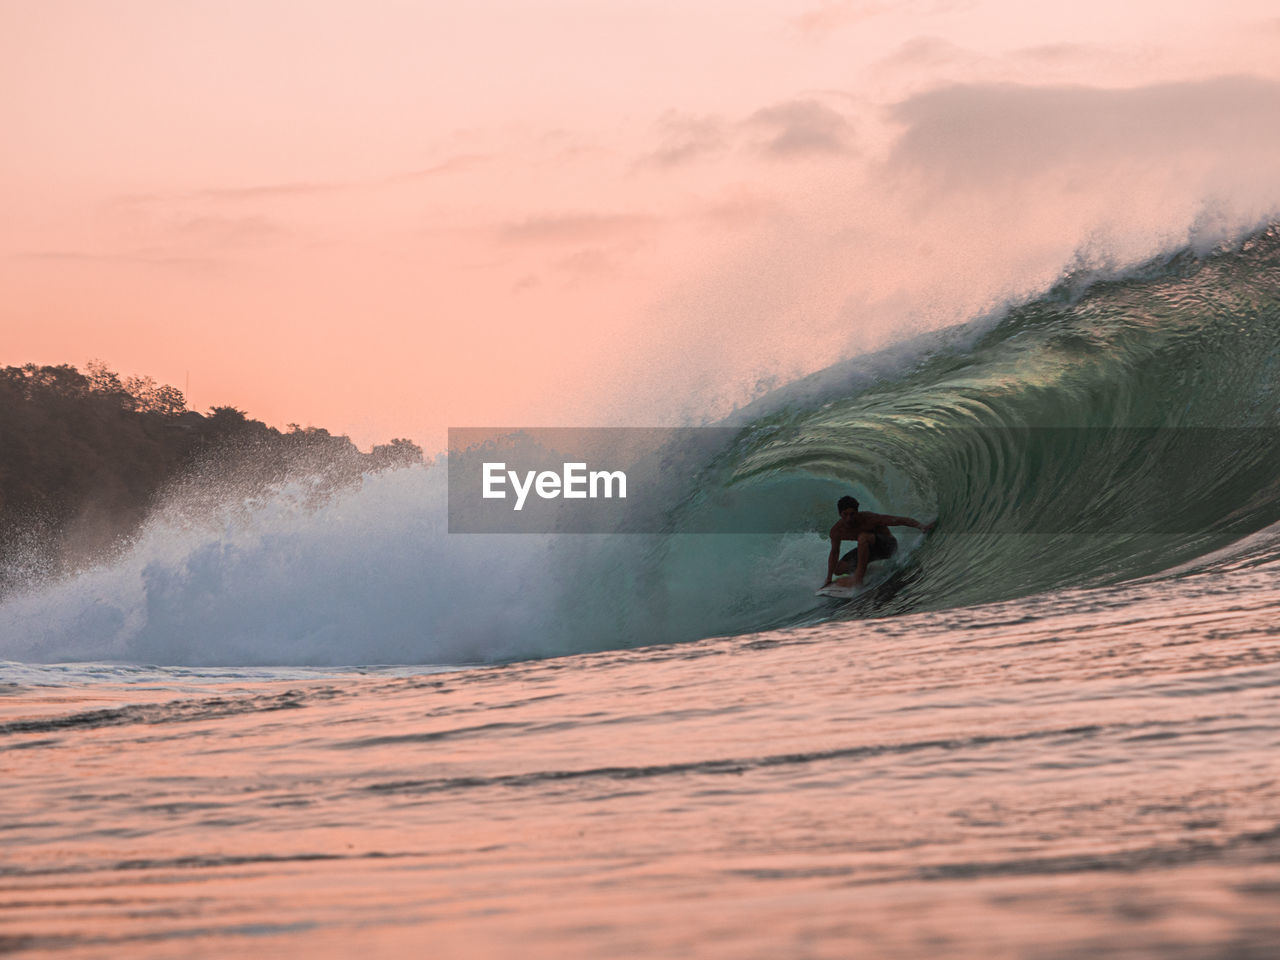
[841, 533, 898, 564]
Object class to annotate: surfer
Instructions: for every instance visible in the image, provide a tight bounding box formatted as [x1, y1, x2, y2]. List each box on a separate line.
[823, 496, 933, 589]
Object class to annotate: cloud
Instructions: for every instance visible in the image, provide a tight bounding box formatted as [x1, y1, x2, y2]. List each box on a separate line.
[887, 75, 1280, 189]
[498, 213, 659, 245]
[13, 251, 111, 262]
[1013, 42, 1105, 64]
[788, 1, 881, 38]
[116, 155, 488, 207]
[878, 36, 981, 71]
[166, 214, 283, 246]
[873, 36, 1130, 87]
[643, 112, 728, 167]
[388, 153, 489, 183]
[193, 181, 345, 201]
[14, 210, 285, 273]
[745, 99, 855, 158]
[697, 189, 777, 228]
[553, 247, 618, 279]
[12, 250, 218, 268]
[789, 0, 975, 38]
[496, 213, 660, 284]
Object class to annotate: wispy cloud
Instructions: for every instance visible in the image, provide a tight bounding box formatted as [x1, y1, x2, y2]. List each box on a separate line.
[13, 211, 285, 271]
[553, 247, 619, 279]
[877, 35, 980, 71]
[696, 189, 778, 228]
[789, 0, 975, 38]
[165, 214, 284, 246]
[495, 212, 661, 285]
[872, 36, 1153, 91]
[745, 99, 855, 158]
[642, 112, 728, 168]
[12, 250, 220, 268]
[193, 181, 345, 202]
[1014, 42, 1103, 64]
[387, 153, 489, 184]
[116, 153, 489, 207]
[498, 213, 659, 245]
[888, 75, 1280, 189]
[788, 1, 886, 38]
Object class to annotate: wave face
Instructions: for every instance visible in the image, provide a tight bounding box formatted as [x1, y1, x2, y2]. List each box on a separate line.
[701, 225, 1280, 615]
[3, 227, 1280, 666]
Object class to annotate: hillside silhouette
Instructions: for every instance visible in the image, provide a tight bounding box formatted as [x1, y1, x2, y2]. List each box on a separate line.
[0, 362, 423, 594]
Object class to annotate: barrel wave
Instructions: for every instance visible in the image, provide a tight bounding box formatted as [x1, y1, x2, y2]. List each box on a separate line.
[3, 226, 1280, 667]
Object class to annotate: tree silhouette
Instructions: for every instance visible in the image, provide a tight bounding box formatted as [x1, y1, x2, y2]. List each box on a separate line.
[0, 361, 424, 596]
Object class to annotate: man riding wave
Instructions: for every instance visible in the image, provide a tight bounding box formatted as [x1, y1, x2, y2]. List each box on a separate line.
[823, 495, 934, 589]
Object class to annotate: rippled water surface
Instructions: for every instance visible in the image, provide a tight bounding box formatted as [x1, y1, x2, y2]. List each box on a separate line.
[4, 555, 1280, 959]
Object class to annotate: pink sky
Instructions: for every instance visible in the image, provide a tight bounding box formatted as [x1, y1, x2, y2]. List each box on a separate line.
[3, 1, 1280, 450]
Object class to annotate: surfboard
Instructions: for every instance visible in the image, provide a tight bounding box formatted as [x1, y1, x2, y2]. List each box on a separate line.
[815, 577, 865, 599]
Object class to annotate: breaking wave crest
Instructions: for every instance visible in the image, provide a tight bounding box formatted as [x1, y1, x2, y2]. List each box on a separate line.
[3, 227, 1280, 666]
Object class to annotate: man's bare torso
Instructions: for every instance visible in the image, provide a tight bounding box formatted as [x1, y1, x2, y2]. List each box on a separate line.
[829, 512, 892, 546]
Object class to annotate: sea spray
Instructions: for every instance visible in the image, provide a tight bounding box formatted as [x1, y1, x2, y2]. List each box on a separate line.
[3, 228, 1280, 665]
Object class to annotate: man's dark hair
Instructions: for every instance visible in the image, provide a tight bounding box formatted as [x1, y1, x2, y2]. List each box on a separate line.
[837, 495, 859, 513]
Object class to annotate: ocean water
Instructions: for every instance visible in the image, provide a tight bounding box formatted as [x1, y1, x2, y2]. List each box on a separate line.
[3, 229, 1280, 957]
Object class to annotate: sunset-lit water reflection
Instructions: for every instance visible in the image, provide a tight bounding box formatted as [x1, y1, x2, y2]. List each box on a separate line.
[4, 561, 1280, 958]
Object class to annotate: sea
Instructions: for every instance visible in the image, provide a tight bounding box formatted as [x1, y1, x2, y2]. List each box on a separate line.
[2, 228, 1280, 958]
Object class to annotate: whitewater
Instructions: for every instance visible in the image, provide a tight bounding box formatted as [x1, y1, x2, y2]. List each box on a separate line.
[2, 227, 1280, 957]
